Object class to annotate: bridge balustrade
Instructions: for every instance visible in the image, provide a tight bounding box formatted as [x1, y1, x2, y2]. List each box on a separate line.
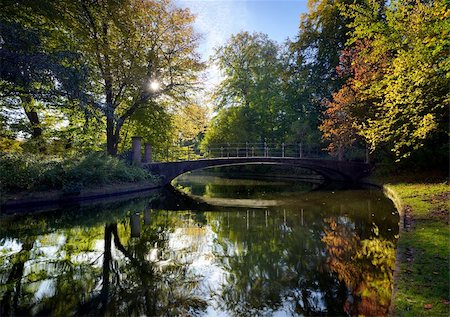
[148, 142, 368, 163]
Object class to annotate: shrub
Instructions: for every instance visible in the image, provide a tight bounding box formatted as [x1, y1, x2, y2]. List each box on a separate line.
[0, 152, 155, 194]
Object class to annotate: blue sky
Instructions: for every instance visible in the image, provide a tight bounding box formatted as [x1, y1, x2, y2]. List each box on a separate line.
[174, 0, 309, 94]
[176, 0, 309, 59]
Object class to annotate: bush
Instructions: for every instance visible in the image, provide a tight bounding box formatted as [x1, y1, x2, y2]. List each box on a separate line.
[0, 152, 155, 194]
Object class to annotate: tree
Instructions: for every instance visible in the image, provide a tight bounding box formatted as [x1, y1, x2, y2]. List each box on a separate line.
[172, 102, 208, 145]
[203, 32, 286, 146]
[59, 0, 203, 155]
[329, 0, 450, 161]
[202, 106, 254, 146]
[320, 40, 386, 159]
[285, 0, 362, 149]
[1, 0, 203, 156]
[0, 15, 88, 152]
[320, 85, 358, 159]
[291, 0, 353, 96]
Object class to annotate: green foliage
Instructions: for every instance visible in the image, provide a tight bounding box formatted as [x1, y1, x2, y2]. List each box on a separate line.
[202, 106, 256, 147]
[203, 32, 292, 147]
[0, 16, 92, 154]
[205, 0, 357, 149]
[0, 114, 22, 152]
[330, 0, 450, 161]
[1, 0, 203, 157]
[172, 102, 208, 146]
[285, 0, 358, 147]
[0, 152, 153, 194]
[55, 0, 204, 155]
[291, 0, 354, 98]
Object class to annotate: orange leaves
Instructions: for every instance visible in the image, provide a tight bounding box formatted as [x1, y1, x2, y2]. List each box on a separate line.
[320, 84, 358, 158]
[320, 39, 387, 157]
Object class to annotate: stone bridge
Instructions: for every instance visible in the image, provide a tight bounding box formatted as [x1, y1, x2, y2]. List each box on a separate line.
[143, 157, 372, 185]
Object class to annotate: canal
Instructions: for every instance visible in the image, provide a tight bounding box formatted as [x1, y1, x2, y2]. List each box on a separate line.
[0, 166, 399, 316]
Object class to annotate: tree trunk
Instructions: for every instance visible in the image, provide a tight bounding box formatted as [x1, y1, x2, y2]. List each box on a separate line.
[22, 96, 45, 152]
[100, 224, 113, 314]
[102, 21, 119, 157]
[106, 116, 118, 156]
[0, 240, 34, 316]
[105, 78, 118, 155]
[22, 96, 42, 139]
[24, 110, 42, 139]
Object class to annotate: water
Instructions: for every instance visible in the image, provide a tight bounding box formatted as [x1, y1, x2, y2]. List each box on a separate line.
[0, 168, 399, 316]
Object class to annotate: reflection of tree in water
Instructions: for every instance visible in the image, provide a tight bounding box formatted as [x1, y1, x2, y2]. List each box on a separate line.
[0, 211, 207, 316]
[202, 180, 314, 200]
[98, 221, 207, 316]
[0, 188, 398, 316]
[322, 217, 396, 316]
[207, 209, 347, 316]
[0, 238, 34, 316]
[1, 229, 105, 316]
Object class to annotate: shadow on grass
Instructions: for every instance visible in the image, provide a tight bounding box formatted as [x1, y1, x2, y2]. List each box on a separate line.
[394, 221, 449, 316]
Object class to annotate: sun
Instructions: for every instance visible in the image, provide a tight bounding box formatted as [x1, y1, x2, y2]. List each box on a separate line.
[149, 80, 160, 92]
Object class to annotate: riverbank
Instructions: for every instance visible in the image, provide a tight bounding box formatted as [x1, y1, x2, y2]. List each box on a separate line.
[0, 180, 162, 214]
[0, 152, 161, 214]
[379, 176, 449, 316]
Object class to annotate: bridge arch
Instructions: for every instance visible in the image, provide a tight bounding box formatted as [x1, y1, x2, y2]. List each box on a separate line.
[144, 157, 371, 186]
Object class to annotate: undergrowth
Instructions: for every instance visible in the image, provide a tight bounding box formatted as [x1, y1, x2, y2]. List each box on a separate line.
[0, 152, 156, 194]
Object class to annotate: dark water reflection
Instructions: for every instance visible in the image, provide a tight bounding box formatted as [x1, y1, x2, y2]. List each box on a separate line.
[0, 170, 399, 316]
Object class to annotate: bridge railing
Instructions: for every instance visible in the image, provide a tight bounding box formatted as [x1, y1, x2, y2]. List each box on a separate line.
[150, 142, 368, 163]
[204, 142, 316, 159]
[152, 145, 206, 162]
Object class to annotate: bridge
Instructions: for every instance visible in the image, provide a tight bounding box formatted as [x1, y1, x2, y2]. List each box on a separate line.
[144, 157, 371, 185]
[129, 139, 372, 185]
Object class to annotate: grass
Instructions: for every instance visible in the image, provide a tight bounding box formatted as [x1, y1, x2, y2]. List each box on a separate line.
[383, 180, 449, 316]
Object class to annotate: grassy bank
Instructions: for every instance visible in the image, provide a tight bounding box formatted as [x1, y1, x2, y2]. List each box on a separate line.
[380, 176, 449, 316]
[0, 153, 157, 199]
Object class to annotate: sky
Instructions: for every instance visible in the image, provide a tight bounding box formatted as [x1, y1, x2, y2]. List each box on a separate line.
[174, 0, 309, 87]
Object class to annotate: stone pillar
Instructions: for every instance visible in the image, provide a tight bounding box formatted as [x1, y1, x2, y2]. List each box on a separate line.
[144, 210, 151, 225]
[132, 136, 142, 164]
[143, 143, 152, 163]
[130, 213, 141, 238]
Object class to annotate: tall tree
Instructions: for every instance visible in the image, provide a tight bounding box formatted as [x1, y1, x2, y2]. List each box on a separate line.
[323, 0, 450, 161]
[1, 0, 203, 156]
[291, 0, 352, 97]
[320, 40, 387, 159]
[172, 102, 208, 145]
[204, 32, 286, 146]
[287, 0, 359, 147]
[60, 0, 203, 155]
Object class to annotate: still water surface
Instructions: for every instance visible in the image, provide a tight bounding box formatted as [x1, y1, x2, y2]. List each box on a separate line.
[0, 168, 399, 316]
